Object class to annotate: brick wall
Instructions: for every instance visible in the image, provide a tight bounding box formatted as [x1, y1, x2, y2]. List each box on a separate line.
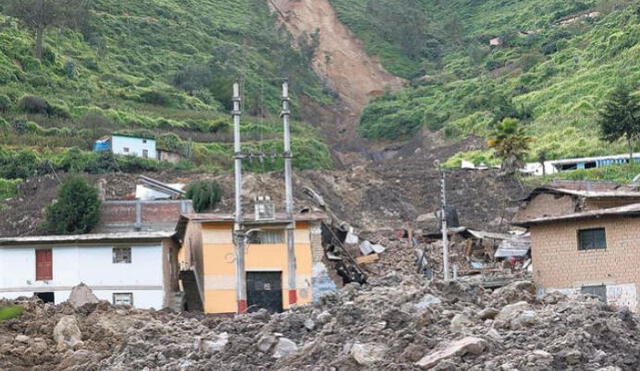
[531, 216, 640, 310]
[96, 200, 193, 232]
[514, 194, 576, 223]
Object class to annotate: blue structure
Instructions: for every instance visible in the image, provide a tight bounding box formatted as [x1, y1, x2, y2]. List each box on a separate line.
[93, 136, 111, 152]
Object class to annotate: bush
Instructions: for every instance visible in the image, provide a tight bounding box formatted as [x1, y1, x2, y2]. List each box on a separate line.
[44, 176, 101, 235]
[64, 58, 77, 79]
[0, 178, 21, 200]
[0, 305, 23, 322]
[0, 95, 11, 113]
[18, 95, 50, 115]
[0, 150, 40, 179]
[185, 180, 222, 212]
[139, 90, 176, 107]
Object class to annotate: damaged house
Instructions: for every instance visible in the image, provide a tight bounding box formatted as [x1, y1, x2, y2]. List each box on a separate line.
[175, 207, 332, 315]
[514, 203, 640, 311]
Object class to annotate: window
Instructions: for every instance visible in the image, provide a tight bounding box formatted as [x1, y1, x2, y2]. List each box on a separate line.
[123, 147, 130, 153]
[113, 293, 133, 306]
[142, 139, 147, 144]
[142, 149, 149, 158]
[581, 285, 607, 303]
[248, 230, 285, 244]
[35, 249, 52, 281]
[578, 228, 606, 251]
[113, 247, 132, 263]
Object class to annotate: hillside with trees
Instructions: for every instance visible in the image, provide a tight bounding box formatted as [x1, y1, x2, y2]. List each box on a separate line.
[0, 0, 333, 190]
[330, 0, 640, 165]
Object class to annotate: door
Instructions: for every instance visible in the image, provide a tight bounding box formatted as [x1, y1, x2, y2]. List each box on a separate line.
[246, 272, 283, 313]
[35, 249, 52, 281]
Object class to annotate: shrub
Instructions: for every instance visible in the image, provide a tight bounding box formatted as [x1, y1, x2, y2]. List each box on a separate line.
[0, 95, 11, 113]
[18, 95, 50, 115]
[44, 176, 101, 235]
[0, 178, 21, 200]
[0, 150, 40, 179]
[0, 305, 23, 322]
[185, 180, 222, 212]
[64, 58, 77, 79]
[139, 90, 175, 107]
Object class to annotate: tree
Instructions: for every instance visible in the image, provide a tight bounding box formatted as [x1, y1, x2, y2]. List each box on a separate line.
[44, 176, 101, 235]
[185, 180, 222, 212]
[3, 0, 90, 60]
[599, 85, 640, 162]
[488, 118, 532, 174]
[537, 149, 549, 176]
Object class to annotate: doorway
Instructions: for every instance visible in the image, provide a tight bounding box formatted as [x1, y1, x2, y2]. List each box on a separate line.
[246, 271, 283, 313]
[35, 292, 55, 303]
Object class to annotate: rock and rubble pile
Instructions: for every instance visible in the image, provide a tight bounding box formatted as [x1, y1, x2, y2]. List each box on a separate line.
[1, 277, 639, 370]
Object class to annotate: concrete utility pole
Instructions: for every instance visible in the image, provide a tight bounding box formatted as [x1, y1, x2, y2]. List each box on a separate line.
[281, 82, 297, 306]
[441, 169, 450, 282]
[232, 82, 247, 313]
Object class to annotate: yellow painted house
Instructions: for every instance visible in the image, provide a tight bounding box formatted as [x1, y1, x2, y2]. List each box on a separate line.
[175, 212, 328, 314]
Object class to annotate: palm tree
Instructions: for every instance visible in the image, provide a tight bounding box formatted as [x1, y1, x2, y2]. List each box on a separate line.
[487, 118, 531, 174]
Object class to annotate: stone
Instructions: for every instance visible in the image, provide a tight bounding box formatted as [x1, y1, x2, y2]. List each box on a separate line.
[532, 350, 552, 360]
[495, 301, 531, 323]
[67, 283, 100, 309]
[597, 367, 622, 371]
[450, 313, 472, 332]
[317, 311, 332, 324]
[563, 349, 582, 365]
[510, 310, 538, 329]
[53, 316, 83, 350]
[15, 335, 30, 344]
[350, 343, 387, 366]
[415, 337, 488, 369]
[257, 334, 277, 353]
[486, 328, 502, 341]
[477, 308, 499, 320]
[272, 337, 298, 359]
[304, 318, 316, 331]
[201, 332, 229, 353]
[415, 294, 442, 309]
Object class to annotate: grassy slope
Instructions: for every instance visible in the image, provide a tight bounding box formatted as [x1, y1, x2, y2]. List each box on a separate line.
[331, 0, 640, 165]
[0, 0, 333, 177]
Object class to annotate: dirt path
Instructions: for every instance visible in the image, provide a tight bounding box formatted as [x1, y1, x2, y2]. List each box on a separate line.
[268, 0, 405, 157]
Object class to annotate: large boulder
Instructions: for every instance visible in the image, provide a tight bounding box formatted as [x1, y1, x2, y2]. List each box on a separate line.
[495, 301, 531, 324]
[53, 316, 83, 350]
[415, 337, 488, 369]
[67, 283, 100, 309]
[272, 337, 298, 359]
[351, 343, 387, 366]
[200, 332, 229, 353]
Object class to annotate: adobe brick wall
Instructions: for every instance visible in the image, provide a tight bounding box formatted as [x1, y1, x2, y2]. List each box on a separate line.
[531, 216, 640, 309]
[514, 194, 576, 223]
[96, 200, 193, 232]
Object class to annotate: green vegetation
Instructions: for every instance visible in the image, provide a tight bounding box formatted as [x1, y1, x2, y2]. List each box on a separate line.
[332, 0, 640, 163]
[185, 180, 222, 212]
[599, 84, 640, 159]
[44, 176, 101, 234]
[0, 0, 333, 177]
[0, 178, 20, 199]
[0, 305, 23, 321]
[488, 118, 532, 173]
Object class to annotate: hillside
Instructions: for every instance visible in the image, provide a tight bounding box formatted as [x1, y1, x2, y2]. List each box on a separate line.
[330, 0, 640, 165]
[0, 0, 333, 187]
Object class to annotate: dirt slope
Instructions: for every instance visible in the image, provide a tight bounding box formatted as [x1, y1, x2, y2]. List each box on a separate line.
[269, 0, 405, 153]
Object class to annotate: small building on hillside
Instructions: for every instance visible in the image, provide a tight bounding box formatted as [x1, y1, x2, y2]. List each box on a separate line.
[0, 231, 179, 309]
[514, 203, 640, 311]
[175, 211, 329, 314]
[514, 186, 640, 224]
[94, 134, 157, 159]
[523, 152, 640, 176]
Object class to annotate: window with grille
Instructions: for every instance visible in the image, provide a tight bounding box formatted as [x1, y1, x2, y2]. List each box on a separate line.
[113, 293, 133, 306]
[248, 230, 285, 244]
[578, 228, 606, 251]
[113, 247, 132, 263]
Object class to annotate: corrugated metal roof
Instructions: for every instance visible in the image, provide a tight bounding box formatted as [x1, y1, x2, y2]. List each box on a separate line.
[495, 233, 531, 258]
[0, 231, 175, 246]
[513, 203, 640, 226]
[522, 186, 640, 202]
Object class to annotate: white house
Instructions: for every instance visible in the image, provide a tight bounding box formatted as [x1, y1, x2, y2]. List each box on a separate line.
[0, 231, 179, 309]
[94, 134, 157, 159]
[523, 152, 640, 176]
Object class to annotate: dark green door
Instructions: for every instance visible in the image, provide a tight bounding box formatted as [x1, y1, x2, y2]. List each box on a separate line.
[247, 271, 283, 313]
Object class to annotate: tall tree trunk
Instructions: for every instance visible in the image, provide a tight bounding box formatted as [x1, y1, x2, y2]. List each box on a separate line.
[35, 27, 45, 60]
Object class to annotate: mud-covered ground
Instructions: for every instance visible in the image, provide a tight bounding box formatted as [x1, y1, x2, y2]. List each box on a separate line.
[1, 277, 638, 370]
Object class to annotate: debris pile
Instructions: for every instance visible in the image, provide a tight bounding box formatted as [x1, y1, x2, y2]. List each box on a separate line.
[2, 278, 639, 370]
